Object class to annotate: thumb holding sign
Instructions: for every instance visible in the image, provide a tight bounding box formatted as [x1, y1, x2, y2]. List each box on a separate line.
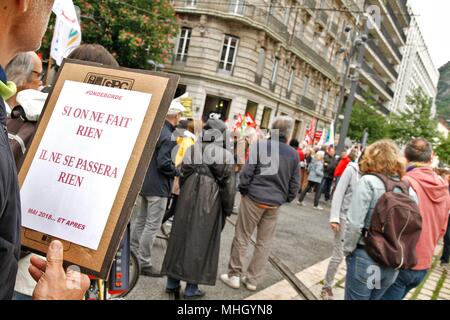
[29, 240, 90, 300]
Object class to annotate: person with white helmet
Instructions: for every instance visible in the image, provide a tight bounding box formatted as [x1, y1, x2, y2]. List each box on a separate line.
[130, 97, 185, 277]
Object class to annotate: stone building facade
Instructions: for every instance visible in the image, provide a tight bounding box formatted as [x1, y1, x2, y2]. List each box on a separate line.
[164, 0, 418, 142]
[165, 0, 366, 141]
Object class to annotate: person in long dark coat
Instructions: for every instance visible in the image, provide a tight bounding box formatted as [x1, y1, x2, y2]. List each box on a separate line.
[161, 118, 236, 299]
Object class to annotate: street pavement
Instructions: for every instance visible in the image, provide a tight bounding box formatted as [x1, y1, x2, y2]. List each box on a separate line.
[125, 191, 450, 301]
[126, 193, 335, 300]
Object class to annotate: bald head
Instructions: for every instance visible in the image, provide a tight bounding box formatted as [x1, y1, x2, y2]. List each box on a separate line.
[0, 0, 54, 67]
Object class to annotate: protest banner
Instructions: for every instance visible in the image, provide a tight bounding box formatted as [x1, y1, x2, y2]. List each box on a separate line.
[19, 59, 178, 278]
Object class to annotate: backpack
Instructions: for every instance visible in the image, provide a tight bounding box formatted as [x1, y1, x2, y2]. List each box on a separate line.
[364, 173, 422, 270]
[6, 106, 37, 171]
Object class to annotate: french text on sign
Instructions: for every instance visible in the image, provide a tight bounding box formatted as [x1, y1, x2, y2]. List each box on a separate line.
[21, 80, 152, 249]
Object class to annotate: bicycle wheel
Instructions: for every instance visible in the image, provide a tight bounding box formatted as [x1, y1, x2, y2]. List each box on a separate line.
[110, 250, 140, 299]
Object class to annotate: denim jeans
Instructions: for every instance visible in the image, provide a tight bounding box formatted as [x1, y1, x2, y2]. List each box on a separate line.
[166, 276, 199, 296]
[441, 218, 450, 264]
[319, 177, 333, 201]
[324, 219, 346, 289]
[345, 248, 399, 300]
[12, 291, 32, 300]
[131, 195, 168, 268]
[298, 181, 320, 207]
[380, 269, 428, 300]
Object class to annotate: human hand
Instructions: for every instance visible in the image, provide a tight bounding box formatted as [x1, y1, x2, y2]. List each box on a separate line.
[29, 240, 90, 300]
[330, 223, 340, 233]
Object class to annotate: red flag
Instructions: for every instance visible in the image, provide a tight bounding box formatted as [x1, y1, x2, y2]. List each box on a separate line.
[233, 114, 243, 131]
[245, 112, 256, 128]
[314, 131, 323, 144]
[304, 119, 315, 145]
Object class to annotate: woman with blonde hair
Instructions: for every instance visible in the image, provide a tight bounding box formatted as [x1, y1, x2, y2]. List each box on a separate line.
[343, 139, 418, 300]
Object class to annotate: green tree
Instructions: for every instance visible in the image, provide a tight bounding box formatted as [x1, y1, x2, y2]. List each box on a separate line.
[387, 88, 441, 146]
[347, 91, 388, 144]
[40, 0, 178, 69]
[435, 136, 450, 165]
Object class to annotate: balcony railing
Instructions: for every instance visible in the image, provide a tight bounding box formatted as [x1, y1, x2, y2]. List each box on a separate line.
[367, 40, 398, 79]
[298, 95, 316, 111]
[385, 1, 407, 43]
[339, 32, 348, 45]
[329, 22, 339, 38]
[172, 1, 289, 42]
[362, 62, 394, 98]
[173, 0, 338, 80]
[266, 13, 290, 42]
[380, 22, 402, 61]
[304, 0, 316, 16]
[292, 36, 338, 79]
[317, 11, 328, 28]
[396, 0, 411, 24]
[356, 86, 391, 115]
[341, 0, 364, 12]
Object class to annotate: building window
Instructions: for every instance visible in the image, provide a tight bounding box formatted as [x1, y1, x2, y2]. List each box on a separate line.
[287, 68, 295, 93]
[230, 0, 245, 14]
[283, 6, 291, 25]
[301, 76, 310, 97]
[175, 27, 192, 63]
[245, 100, 258, 120]
[261, 107, 272, 129]
[322, 90, 330, 114]
[203, 95, 231, 121]
[185, 0, 197, 7]
[255, 47, 266, 84]
[293, 120, 301, 140]
[330, 9, 337, 26]
[333, 94, 340, 115]
[270, 58, 280, 84]
[219, 35, 239, 72]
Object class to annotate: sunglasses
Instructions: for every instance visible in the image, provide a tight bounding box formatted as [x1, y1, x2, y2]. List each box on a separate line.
[32, 70, 44, 81]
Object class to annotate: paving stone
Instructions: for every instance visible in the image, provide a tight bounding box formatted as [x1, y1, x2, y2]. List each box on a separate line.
[333, 287, 345, 300]
[423, 283, 437, 291]
[420, 287, 434, 296]
[428, 274, 440, 281]
[439, 287, 450, 293]
[417, 294, 430, 301]
[438, 293, 450, 299]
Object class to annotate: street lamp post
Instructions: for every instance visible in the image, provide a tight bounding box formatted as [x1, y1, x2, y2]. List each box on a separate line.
[336, 17, 370, 155]
[333, 26, 358, 135]
[147, 59, 165, 71]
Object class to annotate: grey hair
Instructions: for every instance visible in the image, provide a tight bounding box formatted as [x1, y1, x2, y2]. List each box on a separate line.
[5, 52, 35, 87]
[404, 138, 433, 163]
[271, 116, 294, 139]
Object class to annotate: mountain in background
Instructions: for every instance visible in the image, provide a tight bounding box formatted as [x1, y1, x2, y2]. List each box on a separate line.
[436, 61, 450, 120]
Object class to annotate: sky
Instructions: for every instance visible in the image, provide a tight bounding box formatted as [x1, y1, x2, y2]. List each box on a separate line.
[408, 0, 450, 69]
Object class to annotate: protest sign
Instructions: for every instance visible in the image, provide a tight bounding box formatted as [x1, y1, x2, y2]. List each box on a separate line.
[19, 59, 179, 278]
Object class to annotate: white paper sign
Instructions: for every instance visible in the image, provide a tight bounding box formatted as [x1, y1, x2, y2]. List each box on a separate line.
[21, 80, 152, 250]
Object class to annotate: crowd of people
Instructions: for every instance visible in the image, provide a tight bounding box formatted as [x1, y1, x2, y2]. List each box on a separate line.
[0, 0, 449, 302]
[129, 102, 449, 301]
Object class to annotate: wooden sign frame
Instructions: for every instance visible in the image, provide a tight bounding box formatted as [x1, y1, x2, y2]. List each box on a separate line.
[19, 59, 179, 278]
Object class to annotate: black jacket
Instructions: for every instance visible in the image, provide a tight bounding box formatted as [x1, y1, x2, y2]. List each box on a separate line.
[141, 121, 179, 198]
[239, 138, 300, 207]
[161, 137, 236, 285]
[0, 98, 21, 300]
[323, 152, 337, 178]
